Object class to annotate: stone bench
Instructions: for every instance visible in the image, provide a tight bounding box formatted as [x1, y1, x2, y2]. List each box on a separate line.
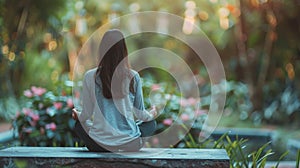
[0, 147, 229, 168]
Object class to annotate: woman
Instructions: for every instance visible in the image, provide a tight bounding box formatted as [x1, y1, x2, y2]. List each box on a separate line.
[72, 29, 157, 152]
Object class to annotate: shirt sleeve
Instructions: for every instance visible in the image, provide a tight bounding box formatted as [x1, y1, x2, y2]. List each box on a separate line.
[78, 72, 94, 125]
[133, 73, 154, 121]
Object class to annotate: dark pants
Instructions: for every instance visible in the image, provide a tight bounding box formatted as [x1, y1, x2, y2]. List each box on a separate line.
[74, 120, 156, 152]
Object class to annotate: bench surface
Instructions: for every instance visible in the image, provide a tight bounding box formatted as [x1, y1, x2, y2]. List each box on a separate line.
[0, 147, 229, 168]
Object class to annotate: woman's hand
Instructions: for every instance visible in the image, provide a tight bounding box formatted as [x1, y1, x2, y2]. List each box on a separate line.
[149, 105, 158, 118]
[72, 108, 80, 120]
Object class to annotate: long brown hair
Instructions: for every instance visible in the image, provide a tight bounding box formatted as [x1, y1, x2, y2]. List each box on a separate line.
[95, 29, 134, 99]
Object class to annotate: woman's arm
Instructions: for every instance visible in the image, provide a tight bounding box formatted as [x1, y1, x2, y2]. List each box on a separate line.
[76, 72, 95, 127]
[133, 73, 157, 121]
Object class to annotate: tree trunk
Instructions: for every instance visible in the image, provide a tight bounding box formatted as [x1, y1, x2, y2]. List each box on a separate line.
[234, 0, 255, 109]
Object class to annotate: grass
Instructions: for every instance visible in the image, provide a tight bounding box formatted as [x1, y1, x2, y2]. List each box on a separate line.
[214, 113, 300, 162]
[184, 131, 290, 168]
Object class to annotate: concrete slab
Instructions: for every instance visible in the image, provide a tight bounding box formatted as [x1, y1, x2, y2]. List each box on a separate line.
[0, 147, 229, 168]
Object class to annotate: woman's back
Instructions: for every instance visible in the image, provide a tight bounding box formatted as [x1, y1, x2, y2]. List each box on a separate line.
[73, 29, 156, 152]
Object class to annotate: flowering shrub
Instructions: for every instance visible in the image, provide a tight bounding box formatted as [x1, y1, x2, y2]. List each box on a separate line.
[13, 85, 81, 147]
[141, 78, 208, 147]
[141, 77, 252, 147]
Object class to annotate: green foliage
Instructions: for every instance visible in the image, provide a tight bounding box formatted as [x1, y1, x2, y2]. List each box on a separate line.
[0, 0, 69, 123]
[200, 80, 252, 121]
[141, 76, 255, 148]
[13, 83, 82, 147]
[141, 76, 207, 135]
[214, 134, 251, 168]
[296, 150, 300, 168]
[183, 131, 292, 168]
[261, 86, 300, 125]
[21, 51, 65, 92]
[0, 0, 67, 87]
[274, 150, 289, 168]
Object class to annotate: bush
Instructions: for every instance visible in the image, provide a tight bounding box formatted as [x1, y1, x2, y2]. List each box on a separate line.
[13, 85, 81, 147]
[142, 77, 253, 147]
[141, 77, 207, 134]
[183, 131, 293, 168]
[262, 86, 300, 125]
[12, 77, 252, 147]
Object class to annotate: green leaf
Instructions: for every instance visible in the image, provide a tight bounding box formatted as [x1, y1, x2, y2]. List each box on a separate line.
[68, 118, 75, 128]
[213, 132, 228, 148]
[55, 133, 62, 142]
[274, 151, 289, 168]
[296, 150, 300, 168]
[46, 130, 55, 138]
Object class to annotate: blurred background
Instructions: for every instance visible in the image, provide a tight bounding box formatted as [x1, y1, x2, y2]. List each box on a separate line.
[0, 0, 300, 163]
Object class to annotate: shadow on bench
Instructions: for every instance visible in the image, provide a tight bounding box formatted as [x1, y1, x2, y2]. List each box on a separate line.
[0, 147, 229, 168]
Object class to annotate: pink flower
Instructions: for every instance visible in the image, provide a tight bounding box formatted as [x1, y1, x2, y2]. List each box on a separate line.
[29, 113, 40, 121]
[180, 98, 198, 107]
[29, 120, 37, 127]
[67, 98, 74, 108]
[22, 108, 32, 116]
[53, 102, 63, 110]
[195, 109, 207, 117]
[163, 118, 173, 126]
[180, 98, 188, 107]
[152, 137, 159, 145]
[187, 98, 197, 105]
[45, 122, 57, 131]
[151, 84, 161, 91]
[74, 91, 80, 98]
[180, 113, 190, 121]
[31, 86, 46, 96]
[24, 90, 33, 98]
